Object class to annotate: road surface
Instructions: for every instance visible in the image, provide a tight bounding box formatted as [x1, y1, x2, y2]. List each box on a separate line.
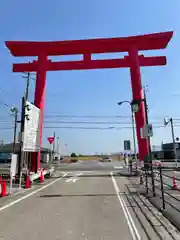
[0, 161, 179, 240]
[54, 160, 125, 172]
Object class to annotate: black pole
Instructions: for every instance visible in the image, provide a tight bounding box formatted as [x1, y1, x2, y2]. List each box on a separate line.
[25, 72, 30, 101]
[159, 165, 165, 210]
[18, 97, 25, 176]
[145, 170, 148, 195]
[13, 110, 18, 153]
[144, 88, 155, 196]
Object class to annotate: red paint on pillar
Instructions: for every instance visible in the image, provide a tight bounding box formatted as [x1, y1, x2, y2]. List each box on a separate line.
[129, 48, 149, 161]
[31, 54, 47, 172]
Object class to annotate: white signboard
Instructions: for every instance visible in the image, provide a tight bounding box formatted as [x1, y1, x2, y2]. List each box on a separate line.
[23, 101, 40, 152]
[141, 124, 153, 138]
[10, 154, 17, 177]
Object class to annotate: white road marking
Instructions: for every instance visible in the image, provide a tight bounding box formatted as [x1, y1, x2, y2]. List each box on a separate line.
[66, 178, 73, 183]
[114, 166, 123, 169]
[0, 173, 68, 212]
[72, 178, 79, 183]
[65, 177, 79, 183]
[76, 173, 83, 176]
[111, 172, 141, 240]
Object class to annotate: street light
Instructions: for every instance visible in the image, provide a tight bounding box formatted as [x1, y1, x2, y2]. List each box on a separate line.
[10, 106, 18, 153]
[117, 100, 138, 166]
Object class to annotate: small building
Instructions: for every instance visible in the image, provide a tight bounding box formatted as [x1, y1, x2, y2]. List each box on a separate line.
[0, 143, 54, 167]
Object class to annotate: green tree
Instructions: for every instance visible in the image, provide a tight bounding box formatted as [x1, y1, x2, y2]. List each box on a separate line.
[71, 152, 76, 157]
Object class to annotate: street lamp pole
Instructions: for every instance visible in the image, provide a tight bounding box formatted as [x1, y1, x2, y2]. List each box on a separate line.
[117, 101, 137, 166]
[131, 106, 138, 165]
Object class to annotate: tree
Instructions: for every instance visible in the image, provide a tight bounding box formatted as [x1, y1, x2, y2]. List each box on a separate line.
[71, 152, 76, 157]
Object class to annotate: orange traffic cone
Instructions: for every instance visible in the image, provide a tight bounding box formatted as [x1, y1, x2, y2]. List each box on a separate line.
[40, 169, 44, 183]
[25, 174, 31, 188]
[172, 172, 178, 190]
[1, 181, 7, 197]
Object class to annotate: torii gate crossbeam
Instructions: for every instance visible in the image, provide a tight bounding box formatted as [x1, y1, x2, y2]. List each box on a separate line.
[5, 31, 173, 172]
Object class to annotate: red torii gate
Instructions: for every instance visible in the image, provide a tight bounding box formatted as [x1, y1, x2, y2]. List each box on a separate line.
[5, 31, 173, 171]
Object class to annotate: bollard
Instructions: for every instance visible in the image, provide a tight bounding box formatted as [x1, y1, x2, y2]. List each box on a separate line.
[1, 181, 7, 197]
[39, 169, 44, 183]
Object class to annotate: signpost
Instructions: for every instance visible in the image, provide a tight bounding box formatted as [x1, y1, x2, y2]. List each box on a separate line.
[48, 137, 54, 163]
[141, 124, 153, 138]
[48, 137, 54, 144]
[124, 140, 131, 151]
[23, 101, 40, 152]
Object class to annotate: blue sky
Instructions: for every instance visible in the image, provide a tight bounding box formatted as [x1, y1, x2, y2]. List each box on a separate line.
[0, 0, 179, 154]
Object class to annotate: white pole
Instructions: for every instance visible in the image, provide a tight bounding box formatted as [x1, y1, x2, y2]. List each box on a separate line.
[19, 171, 22, 189]
[9, 172, 13, 194]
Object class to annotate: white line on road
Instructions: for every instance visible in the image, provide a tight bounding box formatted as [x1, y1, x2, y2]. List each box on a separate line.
[114, 166, 123, 169]
[72, 178, 79, 183]
[111, 172, 141, 240]
[76, 173, 83, 176]
[65, 178, 73, 183]
[65, 177, 80, 183]
[0, 173, 68, 212]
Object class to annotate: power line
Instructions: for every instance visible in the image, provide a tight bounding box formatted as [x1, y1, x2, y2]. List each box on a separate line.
[44, 126, 114, 130]
[44, 115, 132, 119]
[42, 125, 180, 130]
[43, 121, 165, 125]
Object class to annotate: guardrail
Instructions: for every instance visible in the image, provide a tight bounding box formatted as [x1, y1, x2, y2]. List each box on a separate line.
[141, 164, 180, 212]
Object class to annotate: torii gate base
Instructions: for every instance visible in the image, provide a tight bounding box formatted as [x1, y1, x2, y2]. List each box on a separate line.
[6, 31, 173, 172]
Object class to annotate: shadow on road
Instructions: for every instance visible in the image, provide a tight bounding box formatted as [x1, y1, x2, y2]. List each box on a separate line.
[40, 193, 124, 198]
[51, 174, 112, 179]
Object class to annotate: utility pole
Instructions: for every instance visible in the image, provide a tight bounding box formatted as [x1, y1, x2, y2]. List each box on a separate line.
[22, 72, 30, 101]
[18, 97, 26, 176]
[143, 87, 155, 196]
[170, 118, 177, 164]
[164, 117, 177, 167]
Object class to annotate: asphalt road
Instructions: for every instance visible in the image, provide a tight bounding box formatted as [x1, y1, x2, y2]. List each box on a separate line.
[54, 160, 125, 172]
[0, 161, 179, 240]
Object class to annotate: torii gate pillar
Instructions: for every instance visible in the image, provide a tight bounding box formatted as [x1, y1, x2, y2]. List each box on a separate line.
[31, 54, 47, 172]
[129, 48, 148, 162]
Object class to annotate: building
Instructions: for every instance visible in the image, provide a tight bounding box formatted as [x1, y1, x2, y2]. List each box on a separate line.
[0, 143, 54, 167]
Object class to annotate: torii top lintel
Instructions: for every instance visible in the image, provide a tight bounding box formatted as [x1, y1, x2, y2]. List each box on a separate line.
[6, 31, 173, 57]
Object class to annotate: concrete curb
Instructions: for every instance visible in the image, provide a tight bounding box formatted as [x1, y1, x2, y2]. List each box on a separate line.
[143, 193, 180, 232]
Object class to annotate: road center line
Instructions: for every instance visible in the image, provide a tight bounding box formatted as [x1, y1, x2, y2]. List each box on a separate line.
[0, 173, 68, 212]
[111, 172, 141, 240]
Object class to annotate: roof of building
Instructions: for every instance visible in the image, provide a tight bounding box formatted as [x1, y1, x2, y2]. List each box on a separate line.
[0, 143, 51, 153]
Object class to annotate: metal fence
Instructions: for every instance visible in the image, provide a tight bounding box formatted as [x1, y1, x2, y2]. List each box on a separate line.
[141, 165, 180, 212]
